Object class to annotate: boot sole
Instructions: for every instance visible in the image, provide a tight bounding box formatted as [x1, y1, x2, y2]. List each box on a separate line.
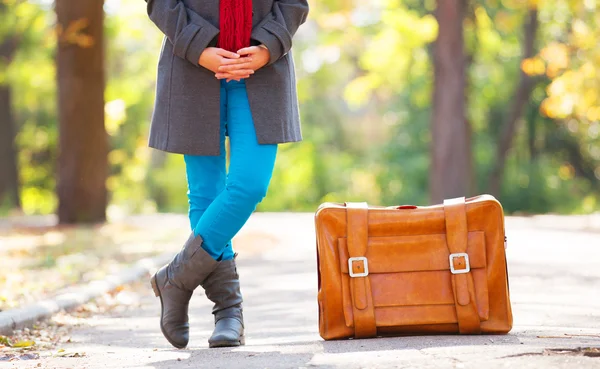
[151, 274, 187, 350]
[209, 335, 245, 348]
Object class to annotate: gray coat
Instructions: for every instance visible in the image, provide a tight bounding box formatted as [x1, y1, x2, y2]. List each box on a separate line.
[145, 0, 309, 156]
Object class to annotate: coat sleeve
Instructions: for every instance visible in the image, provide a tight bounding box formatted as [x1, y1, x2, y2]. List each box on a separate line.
[251, 0, 309, 66]
[146, 0, 220, 67]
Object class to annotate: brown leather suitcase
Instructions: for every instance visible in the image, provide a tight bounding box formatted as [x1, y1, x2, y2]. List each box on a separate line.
[315, 195, 512, 340]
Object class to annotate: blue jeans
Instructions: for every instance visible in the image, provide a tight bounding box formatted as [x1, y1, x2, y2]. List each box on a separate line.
[184, 79, 278, 261]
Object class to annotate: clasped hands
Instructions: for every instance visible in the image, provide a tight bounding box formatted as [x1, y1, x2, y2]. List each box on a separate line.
[199, 46, 270, 82]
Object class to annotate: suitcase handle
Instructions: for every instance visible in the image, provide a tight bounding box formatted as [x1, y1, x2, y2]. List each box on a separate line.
[396, 205, 418, 210]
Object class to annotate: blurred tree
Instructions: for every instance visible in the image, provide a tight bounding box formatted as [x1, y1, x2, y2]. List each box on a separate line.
[430, 0, 471, 203]
[0, 41, 20, 210]
[0, 1, 22, 209]
[1, 0, 596, 216]
[55, 0, 108, 223]
[488, 8, 538, 197]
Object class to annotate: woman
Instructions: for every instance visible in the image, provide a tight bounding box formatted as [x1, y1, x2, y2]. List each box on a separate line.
[144, 0, 309, 349]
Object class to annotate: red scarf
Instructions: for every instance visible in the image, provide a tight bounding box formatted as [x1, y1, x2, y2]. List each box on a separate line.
[217, 0, 253, 53]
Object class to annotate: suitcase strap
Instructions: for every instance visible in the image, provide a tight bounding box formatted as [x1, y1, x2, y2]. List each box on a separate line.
[443, 197, 482, 334]
[346, 202, 377, 338]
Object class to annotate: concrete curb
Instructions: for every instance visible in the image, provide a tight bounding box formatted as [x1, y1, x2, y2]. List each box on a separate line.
[0, 251, 173, 336]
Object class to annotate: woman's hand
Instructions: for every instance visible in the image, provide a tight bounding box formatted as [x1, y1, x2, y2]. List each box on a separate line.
[216, 45, 270, 81]
[199, 47, 255, 81]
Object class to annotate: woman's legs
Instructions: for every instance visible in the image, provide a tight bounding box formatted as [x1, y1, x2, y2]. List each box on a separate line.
[184, 156, 236, 261]
[186, 79, 276, 347]
[193, 80, 278, 259]
[184, 154, 225, 234]
[183, 82, 235, 261]
[154, 79, 276, 349]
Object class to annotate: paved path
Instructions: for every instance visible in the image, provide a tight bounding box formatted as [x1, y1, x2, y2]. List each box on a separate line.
[4, 213, 600, 368]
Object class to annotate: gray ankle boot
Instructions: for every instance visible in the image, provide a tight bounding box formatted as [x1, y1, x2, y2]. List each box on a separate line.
[150, 233, 218, 349]
[201, 257, 245, 348]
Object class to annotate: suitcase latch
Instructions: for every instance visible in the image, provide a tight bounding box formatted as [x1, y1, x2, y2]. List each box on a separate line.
[449, 253, 471, 274]
[348, 257, 369, 277]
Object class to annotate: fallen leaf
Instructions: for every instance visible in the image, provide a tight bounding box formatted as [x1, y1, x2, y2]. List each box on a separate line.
[582, 347, 600, 357]
[55, 351, 86, 358]
[111, 285, 126, 295]
[12, 340, 35, 348]
[543, 347, 600, 358]
[0, 336, 13, 346]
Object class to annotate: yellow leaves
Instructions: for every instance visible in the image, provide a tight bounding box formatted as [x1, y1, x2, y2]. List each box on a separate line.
[521, 57, 546, 76]
[527, 0, 540, 9]
[581, 62, 596, 79]
[21, 187, 57, 215]
[55, 350, 85, 358]
[586, 106, 600, 121]
[572, 19, 590, 38]
[106, 176, 119, 192]
[583, 0, 597, 11]
[474, 6, 503, 54]
[540, 95, 574, 119]
[540, 54, 600, 120]
[493, 11, 522, 33]
[0, 336, 36, 348]
[381, 8, 438, 46]
[346, 5, 437, 108]
[419, 15, 439, 43]
[558, 164, 575, 180]
[541, 69, 580, 119]
[475, 6, 493, 29]
[532, 0, 600, 123]
[362, 28, 402, 70]
[124, 165, 146, 182]
[540, 42, 570, 75]
[344, 75, 380, 108]
[105, 99, 127, 136]
[500, 0, 537, 10]
[56, 18, 95, 48]
[571, 19, 596, 50]
[499, 0, 519, 9]
[108, 149, 127, 166]
[11, 340, 36, 348]
[581, 195, 598, 213]
[0, 336, 11, 346]
[583, 89, 598, 108]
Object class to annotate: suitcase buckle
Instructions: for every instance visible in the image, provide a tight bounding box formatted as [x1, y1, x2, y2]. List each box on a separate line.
[348, 257, 369, 277]
[449, 253, 470, 274]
